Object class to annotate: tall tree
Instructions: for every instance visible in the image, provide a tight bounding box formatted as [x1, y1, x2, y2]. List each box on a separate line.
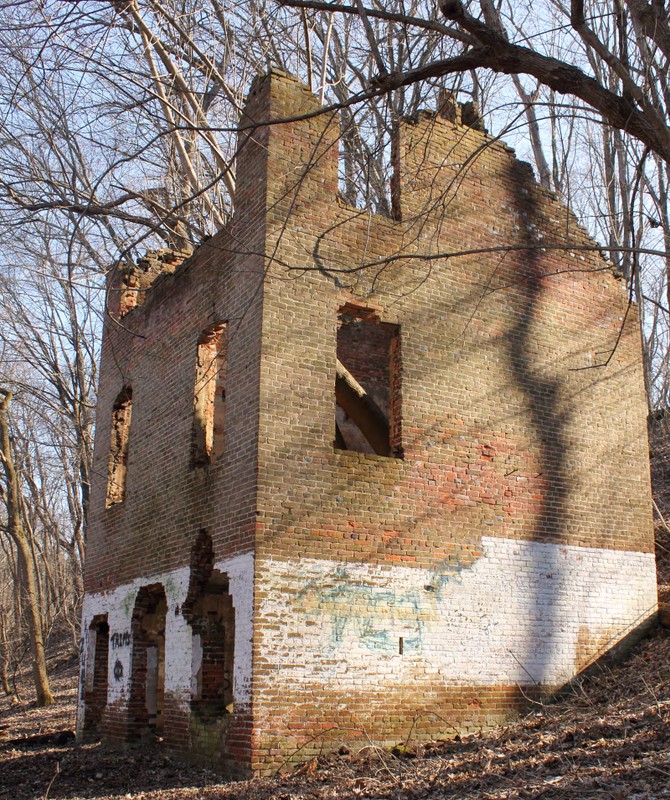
[0, 390, 53, 706]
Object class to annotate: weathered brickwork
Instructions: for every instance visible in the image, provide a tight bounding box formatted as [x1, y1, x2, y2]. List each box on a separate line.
[78, 70, 657, 776]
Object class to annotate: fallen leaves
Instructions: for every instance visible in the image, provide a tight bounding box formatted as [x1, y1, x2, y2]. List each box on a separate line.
[4, 631, 670, 799]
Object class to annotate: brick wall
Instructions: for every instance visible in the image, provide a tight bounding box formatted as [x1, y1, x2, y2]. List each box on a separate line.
[251, 71, 656, 770]
[81, 110, 269, 767]
[79, 70, 656, 775]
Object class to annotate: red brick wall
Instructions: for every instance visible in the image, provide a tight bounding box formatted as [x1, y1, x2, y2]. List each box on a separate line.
[84, 88, 271, 768]
[249, 72, 655, 770]
[252, 72, 651, 563]
[86, 134, 269, 592]
[83, 70, 655, 775]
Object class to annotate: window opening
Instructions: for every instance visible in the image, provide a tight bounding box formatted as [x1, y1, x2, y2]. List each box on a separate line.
[335, 304, 402, 457]
[192, 322, 227, 467]
[129, 584, 167, 738]
[83, 615, 109, 735]
[183, 531, 235, 719]
[106, 386, 132, 506]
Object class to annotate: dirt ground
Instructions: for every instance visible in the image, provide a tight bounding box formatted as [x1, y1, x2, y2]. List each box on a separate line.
[2, 626, 670, 800]
[2, 425, 669, 799]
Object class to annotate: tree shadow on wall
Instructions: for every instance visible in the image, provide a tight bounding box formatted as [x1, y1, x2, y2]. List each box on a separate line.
[499, 163, 652, 695]
[503, 160, 571, 693]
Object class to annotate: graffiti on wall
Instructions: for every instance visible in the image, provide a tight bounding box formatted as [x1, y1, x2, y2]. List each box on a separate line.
[294, 559, 466, 653]
[110, 631, 131, 649]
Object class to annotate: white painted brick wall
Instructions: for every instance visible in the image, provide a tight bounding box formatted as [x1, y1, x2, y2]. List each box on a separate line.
[77, 538, 656, 737]
[76, 552, 254, 737]
[257, 537, 657, 690]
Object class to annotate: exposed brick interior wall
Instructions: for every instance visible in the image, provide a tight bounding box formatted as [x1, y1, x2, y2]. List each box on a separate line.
[336, 308, 401, 455]
[183, 532, 236, 720]
[79, 70, 657, 776]
[82, 615, 109, 737]
[128, 584, 167, 740]
[192, 323, 227, 467]
[105, 386, 132, 507]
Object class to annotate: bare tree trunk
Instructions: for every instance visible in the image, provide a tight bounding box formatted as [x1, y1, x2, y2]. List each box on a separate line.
[0, 613, 12, 696]
[0, 390, 53, 706]
[512, 76, 552, 191]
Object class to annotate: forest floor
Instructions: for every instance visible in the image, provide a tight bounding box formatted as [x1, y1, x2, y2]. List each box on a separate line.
[2, 611, 670, 799]
[3, 425, 670, 800]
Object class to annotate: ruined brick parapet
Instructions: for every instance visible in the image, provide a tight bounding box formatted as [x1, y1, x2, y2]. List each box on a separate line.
[106, 248, 193, 318]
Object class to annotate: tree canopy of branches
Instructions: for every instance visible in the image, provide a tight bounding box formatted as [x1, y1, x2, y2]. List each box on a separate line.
[1, 0, 670, 695]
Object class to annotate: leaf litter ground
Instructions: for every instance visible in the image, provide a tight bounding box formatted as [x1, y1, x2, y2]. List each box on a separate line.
[2, 627, 670, 800]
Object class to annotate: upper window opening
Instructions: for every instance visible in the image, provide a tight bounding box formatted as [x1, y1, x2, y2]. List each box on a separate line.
[335, 304, 402, 457]
[192, 322, 227, 468]
[106, 385, 132, 507]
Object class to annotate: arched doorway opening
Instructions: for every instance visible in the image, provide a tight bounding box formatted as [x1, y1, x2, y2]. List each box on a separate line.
[129, 584, 167, 738]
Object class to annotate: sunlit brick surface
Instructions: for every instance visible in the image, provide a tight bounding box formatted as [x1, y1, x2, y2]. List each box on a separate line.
[80, 71, 656, 775]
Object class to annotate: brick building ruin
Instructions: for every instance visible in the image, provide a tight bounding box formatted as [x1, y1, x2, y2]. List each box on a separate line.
[77, 71, 657, 776]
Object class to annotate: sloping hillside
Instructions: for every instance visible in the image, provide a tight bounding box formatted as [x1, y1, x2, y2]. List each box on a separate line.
[1, 624, 670, 800]
[1, 423, 668, 799]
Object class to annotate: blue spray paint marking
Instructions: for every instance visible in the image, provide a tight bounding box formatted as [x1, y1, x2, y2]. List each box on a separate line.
[296, 560, 465, 653]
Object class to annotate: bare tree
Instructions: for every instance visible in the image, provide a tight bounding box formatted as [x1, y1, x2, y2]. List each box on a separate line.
[0, 3, 670, 698]
[0, 390, 53, 706]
